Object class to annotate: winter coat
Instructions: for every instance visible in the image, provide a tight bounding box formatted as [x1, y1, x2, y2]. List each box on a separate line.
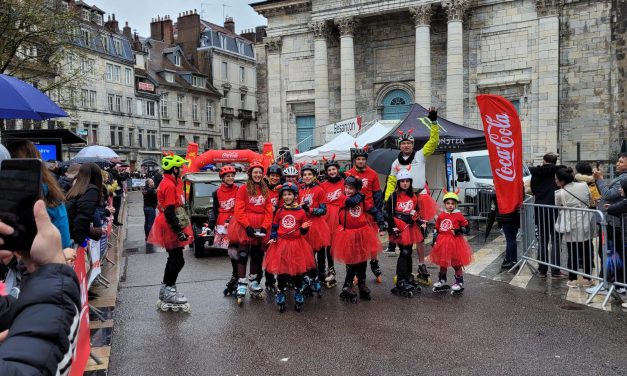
[554, 182, 596, 242]
[0, 263, 81, 375]
[574, 173, 601, 208]
[42, 184, 71, 249]
[530, 164, 563, 205]
[65, 184, 100, 245]
[57, 175, 74, 194]
[597, 170, 627, 227]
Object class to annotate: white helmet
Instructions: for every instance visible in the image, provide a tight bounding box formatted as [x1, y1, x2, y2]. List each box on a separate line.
[397, 169, 412, 181]
[283, 166, 298, 176]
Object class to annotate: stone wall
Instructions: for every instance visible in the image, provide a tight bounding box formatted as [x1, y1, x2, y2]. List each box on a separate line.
[612, 0, 627, 157]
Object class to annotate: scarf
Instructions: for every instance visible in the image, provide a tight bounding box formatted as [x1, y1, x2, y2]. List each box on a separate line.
[397, 151, 416, 166]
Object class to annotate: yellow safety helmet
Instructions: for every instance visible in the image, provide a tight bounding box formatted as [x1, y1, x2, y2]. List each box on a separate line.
[162, 154, 188, 171]
[442, 189, 460, 203]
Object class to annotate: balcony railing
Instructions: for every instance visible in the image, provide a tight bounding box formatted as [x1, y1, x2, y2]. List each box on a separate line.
[238, 109, 254, 120]
[221, 106, 234, 120]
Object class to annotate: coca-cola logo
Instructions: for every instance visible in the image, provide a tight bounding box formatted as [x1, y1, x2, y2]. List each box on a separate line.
[271, 197, 278, 206]
[248, 195, 266, 206]
[485, 113, 516, 182]
[361, 178, 369, 188]
[301, 194, 313, 206]
[281, 214, 296, 229]
[349, 205, 362, 218]
[221, 151, 239, 159]
[397, 200, 414, 212]
[327, 189, 342, 202]
[220, 198, 235, 210]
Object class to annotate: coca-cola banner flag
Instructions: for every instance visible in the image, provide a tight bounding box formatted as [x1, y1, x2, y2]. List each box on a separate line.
[476, 94, 523, 214]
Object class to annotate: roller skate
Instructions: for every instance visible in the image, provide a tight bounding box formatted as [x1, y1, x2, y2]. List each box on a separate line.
[156, 283, 166, 307]
[451, 275, 464, 295]
[370, 259, 383, 284]
[223, 276, 238, 297]
[340, 284, 358, 303]
[432, 275, 450, 293]
[413, 264, 432, 286]
[157, 285, 191, 312]
[301, 275, 313, 297]
[407, 277, 422, 293]
[358, 283, 371, 301]
[294, 288, 305, 312]
[391, 280, 415, 298]
[236, 278, 247, 305]
[275, 289, 287, 313]
[311, 277, 322, 298]
[249, 275, 264, 300]
[265, 280, 277, 295]
[324, 267, 337, 288]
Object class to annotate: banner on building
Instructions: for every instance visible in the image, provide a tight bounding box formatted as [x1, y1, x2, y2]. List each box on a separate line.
[70, 246, 90, 376]
[476, 94, 523, 214]
[325, 116, 362, 142]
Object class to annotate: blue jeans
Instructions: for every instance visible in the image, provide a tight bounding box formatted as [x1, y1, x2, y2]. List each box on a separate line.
[144, 207, 156, 239]
[501, 222, 519, 263]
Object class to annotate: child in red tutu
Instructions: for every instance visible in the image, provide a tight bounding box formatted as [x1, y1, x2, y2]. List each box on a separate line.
[229, 161, 273, 304]
[264, 182, 314, 312]
[258, 163, 283, 293]
[332, 176, 387, 302]
[299, 163, 330, 296]
[386, 169, 426, 296]
[320, 155, 344, 287]
[429, 190, 472, 293]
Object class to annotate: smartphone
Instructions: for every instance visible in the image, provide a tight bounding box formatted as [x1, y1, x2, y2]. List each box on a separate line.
[0, 159, 42, 253]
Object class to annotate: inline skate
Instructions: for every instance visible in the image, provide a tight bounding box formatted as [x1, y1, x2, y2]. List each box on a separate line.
[249, 275, 265, 300]
[302, 275, 313, 297]
[451, 275, 464, 295]
[340, 284, 358, 303]
[275, 289, 287, 313]
[324, 267, 337, 288]
[157, 285, 191, 312]
[310, 277, 322, 298]
[157, 283, 166, 306]
[236, 278, 247, 305]
[294, 288, 305, 312]
[370, 259, 383, 284]
[413, 264, 432, 286]
[358, 283, 371, 301]
[432, 275, 451, 293]
[391, 279, 415, 298]
[223, 276, 238, 297]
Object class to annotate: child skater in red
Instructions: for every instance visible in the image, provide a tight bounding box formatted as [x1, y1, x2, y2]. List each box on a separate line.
[332, 176, 387, 302]
[264, 182, 315, 312]
[320, 155, 344, 288]
[429, 189, 472, 294]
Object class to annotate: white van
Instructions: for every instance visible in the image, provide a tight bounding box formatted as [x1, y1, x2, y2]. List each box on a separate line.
[450, 150, 531, 202]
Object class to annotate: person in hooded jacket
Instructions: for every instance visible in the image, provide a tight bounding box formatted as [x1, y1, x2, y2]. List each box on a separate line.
[65, 163, 103, 246]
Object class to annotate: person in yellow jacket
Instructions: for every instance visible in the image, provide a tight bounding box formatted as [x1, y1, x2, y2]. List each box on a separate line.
[383, 106, 440, 286]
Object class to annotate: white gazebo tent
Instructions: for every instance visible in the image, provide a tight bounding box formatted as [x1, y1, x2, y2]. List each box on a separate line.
[293, 132, 356, 163]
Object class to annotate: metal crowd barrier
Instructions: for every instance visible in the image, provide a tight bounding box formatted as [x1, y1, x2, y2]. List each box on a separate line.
[462, 188, 494, 229]
[516, 197, 626, 307]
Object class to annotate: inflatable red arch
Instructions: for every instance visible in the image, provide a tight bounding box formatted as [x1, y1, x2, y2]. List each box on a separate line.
[185, 142, 275, 173]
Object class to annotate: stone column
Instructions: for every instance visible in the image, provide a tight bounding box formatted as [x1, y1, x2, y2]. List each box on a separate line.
[410, 5, 433, 107]
[336, 17, 357, 120]
[536, 0, 562, 154]
[443, 0, 469, 124]
[310, 21, 330, 144]
[265, 37, 283, 147]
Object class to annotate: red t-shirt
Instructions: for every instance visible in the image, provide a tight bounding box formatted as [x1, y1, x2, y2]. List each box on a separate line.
[267, 185, 280, 209]
[337, 194, 374, 230]
[394, 192, 419, 216]
[346, 167, 380, 206]
[157, 173, 183, 210]
[273, 206, 308, 239]
[435, 210, 469, 236]
[234, 184, 273, 229]
[321, 179, 344, 206]
[216, 184, 238, 215]
[299, 184, 325, 214]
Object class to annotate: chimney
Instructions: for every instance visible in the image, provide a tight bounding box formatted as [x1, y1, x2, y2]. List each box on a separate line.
[105, 13, 120, 33]
[224, 17, 235, 33]
[122, 21, 132, 40]
[150, 15, 174, 44]
[177, 10, 201, 62]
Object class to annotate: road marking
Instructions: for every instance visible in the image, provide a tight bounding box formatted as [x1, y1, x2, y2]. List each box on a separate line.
[465, 239, 505, 276]
[508, 263, 533, 289]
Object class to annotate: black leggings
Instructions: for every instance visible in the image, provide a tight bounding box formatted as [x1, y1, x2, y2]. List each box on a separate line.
[396, 245, 413, 283]
[316, 247, 334, 278]
[236, 244, 263, 279]
[343, 262, 367, 287]
[163, 247, 185, 287]
[277, 274, 302, 291]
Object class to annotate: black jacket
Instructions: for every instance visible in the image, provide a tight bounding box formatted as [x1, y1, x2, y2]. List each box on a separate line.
[143, 187, 157, 209]
[57, 176, 74, 194]
[606, 179, 627, 216]
[0, 263, 81, 375]
[530, 164, 563, 205]
[65, 184, 100, 244]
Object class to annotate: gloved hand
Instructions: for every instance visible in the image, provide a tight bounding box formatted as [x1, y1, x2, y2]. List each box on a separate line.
[177, 232, 189, 241]
[428, 107, 438, 122]
[453, 228, 463, 236]
[301, 204, 310, 213]
[378, 222, 388, 233]
[392, 227, 401, 236]
[258, 228, 267, 236]
[246, 226, 255, 237]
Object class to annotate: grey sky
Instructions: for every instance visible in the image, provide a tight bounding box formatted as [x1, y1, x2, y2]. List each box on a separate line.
[91, 0, 267, 37]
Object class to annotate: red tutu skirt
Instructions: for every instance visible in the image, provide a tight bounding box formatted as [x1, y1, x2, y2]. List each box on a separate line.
[418, 193, 439, 221]
[147, 212, 193, 250]
[325, 204, 340, 234]
[229, 212, 268, 246]
[428, 234, 473, 268]
[304, 215, 331, 251]
[216, 212, 233, 226]
[389, 218, 424, 246]
[331, 226, 382, 264]
[263, 237, 315, 276]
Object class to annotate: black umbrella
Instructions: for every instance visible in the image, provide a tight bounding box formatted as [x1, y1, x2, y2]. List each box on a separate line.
[141, 159, 159, 167]
[61, 157, 113, 168]
[367, 148, 399, 175]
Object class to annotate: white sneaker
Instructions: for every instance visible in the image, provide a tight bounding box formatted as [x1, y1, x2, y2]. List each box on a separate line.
[617, 287, 626, 295]
[622, 302, 627, 309]
[586, 286, 608, 295]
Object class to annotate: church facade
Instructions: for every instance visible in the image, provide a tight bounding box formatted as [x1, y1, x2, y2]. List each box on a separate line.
[251, 0, 626, 164]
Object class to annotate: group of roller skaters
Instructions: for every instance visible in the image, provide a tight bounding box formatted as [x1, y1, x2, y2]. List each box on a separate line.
[148, 108, 474, 313]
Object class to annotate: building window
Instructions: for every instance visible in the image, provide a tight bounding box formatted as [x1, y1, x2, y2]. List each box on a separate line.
[239, 66, 245, 82]
[81, 89, 88, 108]
[115, 95, 122, 112]
[165, 72, 174, 83]
[240, 93, 246, 110]
[237, 40, 245, 55]
[206, 137, 214, 150]
[125, 68, 132, 85]
[219, 34, 227, 49]
[107, 94, 114, 111]
[177, 95, 184, 119]
[174, 54, 181, 67]
[193, 136, 200, 145]
[81, 9, 90, 21]
[81, 29, 91, 47]
[95, 14, 103, 26]
[148, 130, 157, 149]
[192, 76, 204, 88]
[223, 121, 231, 140]
[138, 129, 144, 148]
[206, 101, 213, 123]
[114, 39, 122, 55]
[128, 128, 134, 147]
[222, 91, 229, 107]
[101, 35, 108, 51]
[192, 97, 199, 121]
[105, 63, 113, 81]
[178, 135, 187, 148]
[85, 123, 98, 145]
[114, 66, 121, 82]
[162, 134, 170, 148]
[126, 97, 132, 114]
[241, 122, 248, 139]
[144, 45, 151, 60]
[110, 126, 116, 146]
[146, 101, 155, 117]
[89, 90, 96, 109]
[161, 94, 169, 118]
[222, 61, 228, 79]
[136, 99, 144, 115]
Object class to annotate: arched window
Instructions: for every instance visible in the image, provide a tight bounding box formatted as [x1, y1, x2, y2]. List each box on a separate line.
[382, 89, 412, 120]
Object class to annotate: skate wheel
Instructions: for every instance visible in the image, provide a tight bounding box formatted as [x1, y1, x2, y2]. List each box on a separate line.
[393, 275, 398, 285]
[182, 304, 191, 312]
[171, 306, 180, 312]
[237, 297, 244, 305]
[156, 300, 162, 309]
[376, 276, 382, 284]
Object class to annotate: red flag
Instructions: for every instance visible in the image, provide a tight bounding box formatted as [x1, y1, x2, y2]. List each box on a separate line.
[70, 246, 91, 376]
[476, 94, 523, 214]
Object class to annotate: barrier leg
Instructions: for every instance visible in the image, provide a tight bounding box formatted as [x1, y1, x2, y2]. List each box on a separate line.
[89, 305, 106, 322]
[601, 284, 615, 309]
[90, 351, 103, 365]
[585, 283, 604, 305]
